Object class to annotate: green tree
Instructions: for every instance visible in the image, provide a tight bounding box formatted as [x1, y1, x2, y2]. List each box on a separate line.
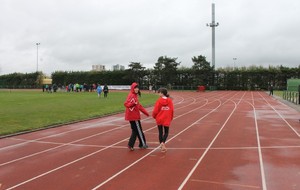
[127, 62, 146, 85]
[153, 56, 180, 87]
[191, 55, 214, 86]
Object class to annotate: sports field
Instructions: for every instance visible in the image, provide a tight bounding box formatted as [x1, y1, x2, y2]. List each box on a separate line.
[0, 90, 299, 190]
[0, 90, 157, 136]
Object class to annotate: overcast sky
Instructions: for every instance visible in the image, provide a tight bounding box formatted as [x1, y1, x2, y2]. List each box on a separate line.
[0, 0, 299, 75]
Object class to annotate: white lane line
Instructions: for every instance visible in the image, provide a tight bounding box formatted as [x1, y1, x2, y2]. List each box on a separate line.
[253, 107, 267, 190]
[190, 179, 261, 189]
[0, 125, 125, 167]
[178, 92, 245, 190]
[5, 138, 128, 190]
[258, 92, 300, 138]
[0, 117, 125, 151]
[250, 92, 267, 190]
[178, 101, 238, 189]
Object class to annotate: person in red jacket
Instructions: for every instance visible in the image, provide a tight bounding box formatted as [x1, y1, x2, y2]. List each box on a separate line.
[124, 82, 149, 151]
[152, 88, 174, 152]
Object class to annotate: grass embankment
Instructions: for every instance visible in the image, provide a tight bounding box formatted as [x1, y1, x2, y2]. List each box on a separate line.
[0, 90, 158, 137]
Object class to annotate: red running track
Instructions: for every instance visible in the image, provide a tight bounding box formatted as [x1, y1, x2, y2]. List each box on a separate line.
[0, 91, 300, 190]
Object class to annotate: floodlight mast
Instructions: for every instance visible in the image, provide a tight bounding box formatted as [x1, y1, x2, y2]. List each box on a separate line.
[36, 43, 40, 72]
[207, 3, 219, 69]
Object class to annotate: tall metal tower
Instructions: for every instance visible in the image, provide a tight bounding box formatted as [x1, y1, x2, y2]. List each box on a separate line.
[207, 3, 219, 69]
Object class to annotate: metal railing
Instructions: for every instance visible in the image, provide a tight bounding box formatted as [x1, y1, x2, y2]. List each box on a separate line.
[283, 91, 299, 104]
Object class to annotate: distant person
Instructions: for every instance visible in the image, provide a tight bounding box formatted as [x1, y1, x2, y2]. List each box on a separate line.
[97, 84, 102, 98]
[152, 88, 174, 152]
[124, 82, 149, 151]
[269, 85, 273, 96]
[153, 85, 157, 93]
[52, 84, 58, 92]
[149, 84, 152, 93]
[103, 84, 109, 98]
[48, 85, 52, 93]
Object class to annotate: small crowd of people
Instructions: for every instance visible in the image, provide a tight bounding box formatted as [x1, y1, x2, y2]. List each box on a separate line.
[42, 83, 110, 98]
[42, 84, 58, 93]
[124, 82, 174, 152]
[66, 83, 104, 93]
[66, 83, 109, 98]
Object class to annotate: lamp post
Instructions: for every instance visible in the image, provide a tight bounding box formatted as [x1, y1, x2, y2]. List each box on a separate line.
[233, 58, 237, 68]
[36, 43, 40, 72]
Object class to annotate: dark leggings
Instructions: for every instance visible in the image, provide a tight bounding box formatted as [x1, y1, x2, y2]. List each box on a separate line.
[158, 125, 169, 143]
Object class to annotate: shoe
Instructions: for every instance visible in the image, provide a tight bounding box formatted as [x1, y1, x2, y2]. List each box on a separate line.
[159, 143, 163, 149]
[128, 145, 134, 151]
[139, 144, 148, 149]
[161, 143, 167, 152]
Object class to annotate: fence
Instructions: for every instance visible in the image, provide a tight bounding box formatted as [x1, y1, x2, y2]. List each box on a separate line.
[283, 91, 300, 104]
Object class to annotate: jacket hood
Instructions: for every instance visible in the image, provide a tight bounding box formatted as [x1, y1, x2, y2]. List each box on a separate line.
[159, 96, 170, 106]
[130, 82, 138, 93]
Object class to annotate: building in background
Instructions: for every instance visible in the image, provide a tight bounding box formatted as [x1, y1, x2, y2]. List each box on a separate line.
[112, 64, 125, 71]
[92, 64, 106, 71]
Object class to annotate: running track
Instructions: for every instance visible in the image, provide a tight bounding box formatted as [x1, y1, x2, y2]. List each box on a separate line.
[1, 91, 300, 190]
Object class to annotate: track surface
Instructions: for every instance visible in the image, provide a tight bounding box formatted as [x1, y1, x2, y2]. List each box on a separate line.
[1, 91, 300, 190]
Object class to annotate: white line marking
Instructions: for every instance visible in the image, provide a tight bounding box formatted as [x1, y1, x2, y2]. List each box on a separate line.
[0, 117, 125, 151]
[178, 100, 240, 189]
[258, 92, 300, 138]
[178, 91, 247, 189]
[251, 91, 267, 190]
[190, 179, 261, 189]
[5, 139, 127, 190]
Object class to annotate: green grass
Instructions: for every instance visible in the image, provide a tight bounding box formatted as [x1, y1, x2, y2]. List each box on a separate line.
[273, 90, 283, 97]
[0, 90, 158, 137]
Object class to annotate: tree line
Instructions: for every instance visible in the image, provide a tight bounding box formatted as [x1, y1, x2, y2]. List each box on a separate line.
[1, 55, 300, 90]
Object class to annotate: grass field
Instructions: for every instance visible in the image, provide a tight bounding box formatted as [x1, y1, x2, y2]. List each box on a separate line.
[0, 90, 158, 137]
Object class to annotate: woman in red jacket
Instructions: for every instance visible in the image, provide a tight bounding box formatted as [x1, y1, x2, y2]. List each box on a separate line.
[152, 88, 174, 152]
[124, 82, 149, 151]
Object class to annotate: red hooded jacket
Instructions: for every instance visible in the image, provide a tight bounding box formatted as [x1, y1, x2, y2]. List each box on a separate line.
[124, 82, 149, 121]
[152, 96, 174, 126]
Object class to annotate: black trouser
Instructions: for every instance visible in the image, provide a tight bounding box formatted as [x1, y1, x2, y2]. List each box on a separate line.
[158, 125, 169, 143]
[128, 120, 147, 148]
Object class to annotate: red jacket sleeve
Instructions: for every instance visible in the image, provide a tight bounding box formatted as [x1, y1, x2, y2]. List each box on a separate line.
[170, 99, 174, 120]
[152, 101, 160, 119]
[138, 104, 149, 116]
[124, 94, 136, 108]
